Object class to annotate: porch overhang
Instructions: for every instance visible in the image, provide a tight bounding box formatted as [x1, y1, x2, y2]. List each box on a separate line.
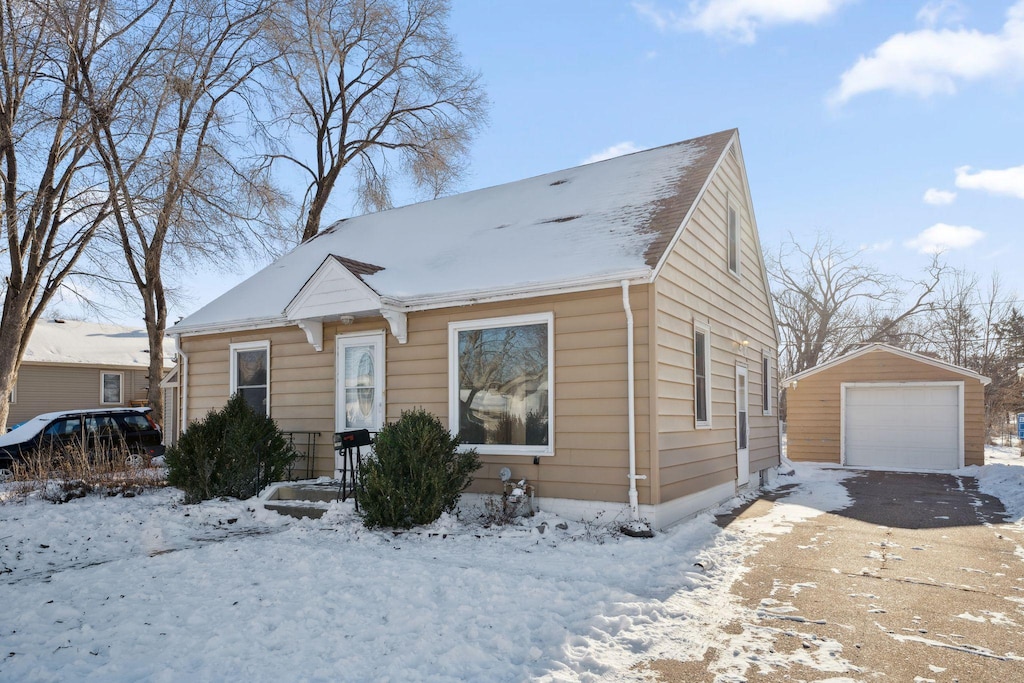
[284, 255, 408, 350]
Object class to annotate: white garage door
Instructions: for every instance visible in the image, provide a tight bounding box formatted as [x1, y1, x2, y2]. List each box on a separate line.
[844, 384, 961, 470]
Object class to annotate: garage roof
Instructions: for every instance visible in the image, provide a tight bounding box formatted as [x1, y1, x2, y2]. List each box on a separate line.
[782, 343, 991, 386]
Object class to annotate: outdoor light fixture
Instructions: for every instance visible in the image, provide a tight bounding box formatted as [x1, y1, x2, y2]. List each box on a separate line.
[339, 315, 355, 325]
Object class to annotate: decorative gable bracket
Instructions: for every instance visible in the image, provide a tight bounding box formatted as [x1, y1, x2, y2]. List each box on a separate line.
[380, 307, 407, 345]
[296, 319, 324, 352]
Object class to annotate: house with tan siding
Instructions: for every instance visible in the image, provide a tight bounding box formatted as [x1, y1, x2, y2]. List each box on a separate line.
[784, 344, 989, 470]
[169, 129, 780, 530]
[7, 320, 174, 427]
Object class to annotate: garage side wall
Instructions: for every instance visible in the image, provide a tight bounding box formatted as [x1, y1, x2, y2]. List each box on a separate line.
[786, 351, 985, 467]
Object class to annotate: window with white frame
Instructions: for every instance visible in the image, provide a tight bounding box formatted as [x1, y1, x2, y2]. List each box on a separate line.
[694, 321, 711, 427]
[8, 383, 15, 404]
[761, 350, 772, 415]
[101, 372, 123, 404]
[230, 341, 270, 416]
[449, 313, 553, 455]
[727, 201, 740, 276]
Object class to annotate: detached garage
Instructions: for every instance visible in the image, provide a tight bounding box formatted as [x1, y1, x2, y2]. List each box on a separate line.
[784, 344, 990, 470]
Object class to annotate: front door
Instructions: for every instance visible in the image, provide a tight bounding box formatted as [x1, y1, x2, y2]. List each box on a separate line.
[335, 332, 384, 476]
[736, 364, 750, 486]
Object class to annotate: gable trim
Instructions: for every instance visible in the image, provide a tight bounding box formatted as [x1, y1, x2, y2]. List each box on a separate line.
[649, 130, 736, 283]
[783, 344, 991, 386]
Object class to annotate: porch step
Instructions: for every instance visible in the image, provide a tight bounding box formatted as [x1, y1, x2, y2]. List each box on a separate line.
[264, 501, 330, 520]
[272, 482, 342, 503]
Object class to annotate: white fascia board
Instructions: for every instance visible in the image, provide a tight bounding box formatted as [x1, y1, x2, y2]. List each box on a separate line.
[172, 271, 651, 338]
[391, 270, 652, 312]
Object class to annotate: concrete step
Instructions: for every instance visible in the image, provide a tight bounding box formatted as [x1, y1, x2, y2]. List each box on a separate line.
[264, 501, 330, 520]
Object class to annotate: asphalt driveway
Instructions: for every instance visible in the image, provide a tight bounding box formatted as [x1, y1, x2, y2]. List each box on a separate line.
[645, 470, 1024, 682]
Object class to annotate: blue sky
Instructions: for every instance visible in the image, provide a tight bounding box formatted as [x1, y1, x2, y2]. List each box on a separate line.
[166, 0, 1023, 324]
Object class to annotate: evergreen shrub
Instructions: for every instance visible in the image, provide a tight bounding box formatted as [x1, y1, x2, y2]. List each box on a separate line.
[357, 408, 479, 528]
[165, 393, 296, 503]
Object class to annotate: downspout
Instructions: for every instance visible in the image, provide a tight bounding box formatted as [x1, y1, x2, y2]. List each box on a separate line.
[174, 334, 189, 437]
[621, 281, 652, 537]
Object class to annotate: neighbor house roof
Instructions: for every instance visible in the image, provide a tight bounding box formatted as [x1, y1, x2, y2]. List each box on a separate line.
[173, 129, 738, 335]
[23, 320, 176, 369]
[782, 343, 991, 386]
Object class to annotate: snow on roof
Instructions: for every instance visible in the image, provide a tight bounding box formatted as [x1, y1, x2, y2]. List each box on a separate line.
[175, 129, 736, 333]
[23, 320, 175, 368]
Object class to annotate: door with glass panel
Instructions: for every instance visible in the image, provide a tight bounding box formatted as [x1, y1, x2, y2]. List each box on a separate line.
[735, 364, 750, 486]
[335, 332, 384, 475]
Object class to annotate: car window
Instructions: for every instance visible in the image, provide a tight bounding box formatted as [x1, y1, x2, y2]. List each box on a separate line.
[44, 418, 82, 436]
[118, 414, 152, 432]
[86, 416, 119, 435]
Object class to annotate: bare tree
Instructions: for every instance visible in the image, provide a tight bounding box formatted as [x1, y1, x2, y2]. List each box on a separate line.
[267, 0, 488, 241]
[768, 232, 944, 377]
[76, 0, 285, 422]
[928, 269, 980, 368]
[0, 0, 134, 431]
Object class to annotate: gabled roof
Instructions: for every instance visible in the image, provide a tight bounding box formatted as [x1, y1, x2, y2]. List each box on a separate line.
[173, 129, 737, 335]
[23, 320, 175, 368]
[783, 343, 991, 386]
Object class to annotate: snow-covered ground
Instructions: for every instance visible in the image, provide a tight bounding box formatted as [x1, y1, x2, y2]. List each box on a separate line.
[1, 447, 1021, 682]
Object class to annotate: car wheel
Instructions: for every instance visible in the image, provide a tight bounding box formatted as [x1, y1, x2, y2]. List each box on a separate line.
[125, 452, 145, 468]
[0, 467, 13, 484]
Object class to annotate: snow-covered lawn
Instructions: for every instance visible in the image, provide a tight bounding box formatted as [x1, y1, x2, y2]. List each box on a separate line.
[1, 447, 1021, 682]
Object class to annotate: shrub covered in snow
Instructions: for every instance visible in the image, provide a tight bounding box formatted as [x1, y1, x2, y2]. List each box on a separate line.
[357, 408, 479, 529]
[165, 393, 296, 503]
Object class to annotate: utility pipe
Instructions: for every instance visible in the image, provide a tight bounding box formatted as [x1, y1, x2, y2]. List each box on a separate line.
[621, 280, 644, 522]
[174, 334, 189, 436]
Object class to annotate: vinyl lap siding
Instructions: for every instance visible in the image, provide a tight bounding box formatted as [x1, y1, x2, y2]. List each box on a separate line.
[9, 364, 150, 425]
[180, 287, 651, 505]
[786, 351, 986, 467]
[653, 148, 780, 504]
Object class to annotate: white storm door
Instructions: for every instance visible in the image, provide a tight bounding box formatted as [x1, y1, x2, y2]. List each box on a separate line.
[335, 332, 384, 474]
[736, 364, 750, 486]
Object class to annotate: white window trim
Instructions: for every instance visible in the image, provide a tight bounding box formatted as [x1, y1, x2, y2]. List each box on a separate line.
[694, 320, 712, 429]
[8, 381, 15, 404]
[448, 312, 554, 456]
[761, 349, 772, 416]
[100, 371, 124, 405]
[727, 196, 741, 278]
[230, 340, 271, 416]
[335, 329, 386, 434]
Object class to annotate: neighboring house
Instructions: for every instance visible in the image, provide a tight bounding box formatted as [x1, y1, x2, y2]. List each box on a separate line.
[7, 320, 175, 427]
[784, 344, 989, 471]
[170, 129, 780, 529]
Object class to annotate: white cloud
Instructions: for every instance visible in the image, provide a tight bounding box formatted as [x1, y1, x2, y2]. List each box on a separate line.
[904, 223, 984, 254]
[923, 188, 957, 205]
[582, 142, 643, 164]
[633, 0, 851, 43]
[955, 164, 1024, 199]
[830, 0, 1024, 105]
[916, 0, 967, 28]
[859, 239, 893, 252]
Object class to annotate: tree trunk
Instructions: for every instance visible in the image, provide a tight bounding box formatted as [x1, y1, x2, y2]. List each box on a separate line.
[0, 296, 30, 433]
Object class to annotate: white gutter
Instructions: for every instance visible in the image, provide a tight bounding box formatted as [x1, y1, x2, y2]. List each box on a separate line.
[173, 334, 189, 436]
[171, 271, 653, 338]
[621, 280, 647, 528]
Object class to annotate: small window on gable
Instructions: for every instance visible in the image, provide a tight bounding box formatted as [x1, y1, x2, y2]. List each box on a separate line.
[694, 321, 711, 428]
[101, 372, 123, 405]
[727, 202, 740, 276]
[449, 313, 553, 456]
[230, 341, 270, 416]
[8, 382, 15, 404]
[761, 350, 772, 416]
